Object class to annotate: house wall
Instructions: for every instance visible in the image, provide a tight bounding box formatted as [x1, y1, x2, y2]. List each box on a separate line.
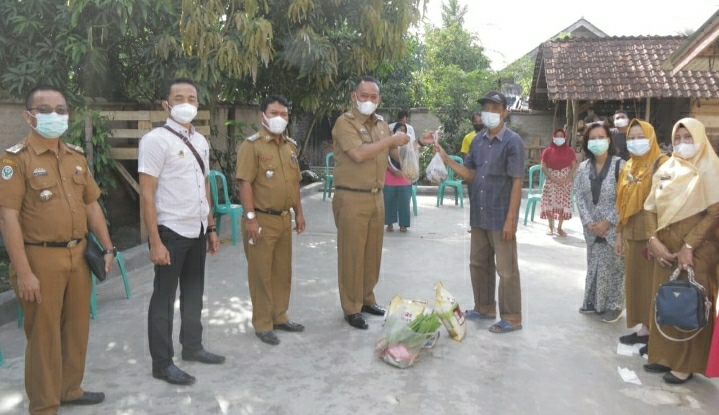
[692, 98, 719, 155]
[509, 110, 563, 146]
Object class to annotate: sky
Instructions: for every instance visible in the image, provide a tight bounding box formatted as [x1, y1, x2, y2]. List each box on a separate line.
[423, 0, 719, 70]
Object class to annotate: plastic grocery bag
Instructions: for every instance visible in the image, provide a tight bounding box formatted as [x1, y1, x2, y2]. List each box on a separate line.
[385, 295, 440, 349]
[434, 281, 466, 341]
[375, 308, 442, 369]
[399, 142, 420, 182]
[425, 153, 448, 184]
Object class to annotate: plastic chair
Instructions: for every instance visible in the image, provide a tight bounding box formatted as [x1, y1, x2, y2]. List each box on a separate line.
[18, 235, 132, 326]
[523, 164, 546, 225]
[436, 155, 465, 207]
[0, 346, 4, 366]
[208, 170, 244, 245]
[411, 183, 418, 216]
[322, 152, 335, 200]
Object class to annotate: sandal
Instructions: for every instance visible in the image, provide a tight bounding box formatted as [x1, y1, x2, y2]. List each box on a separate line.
[399, 226, 407, 232]
[546, 229, 554, 235]
[488, 320, 522, 334]
[557, 229, 567, 237]
[464, 310, 495, 320]
[386, 225, 394, 232]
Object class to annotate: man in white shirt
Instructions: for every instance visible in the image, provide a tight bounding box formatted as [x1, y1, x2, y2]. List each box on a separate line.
[138, 78, 223, 386]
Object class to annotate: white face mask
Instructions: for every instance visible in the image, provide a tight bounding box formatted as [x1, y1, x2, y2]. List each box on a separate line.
[627, 138, 650, 156]
[614, 118, 629, 128]
[674, 143, 700, 159]
[356, 99, 377, 116]
[481, 112, 501, 129]
[263, 113, 288, 135]
[553, 137, 565, 146]
[168, 103, 198, 123]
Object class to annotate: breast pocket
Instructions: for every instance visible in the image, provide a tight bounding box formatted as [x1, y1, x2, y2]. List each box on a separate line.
[259, 157, 277, 181]
[487, 158, 507, 176]
[28, 177, 61, 208]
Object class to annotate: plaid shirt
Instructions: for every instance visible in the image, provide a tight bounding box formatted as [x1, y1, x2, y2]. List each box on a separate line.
[465, 125, 526, 231]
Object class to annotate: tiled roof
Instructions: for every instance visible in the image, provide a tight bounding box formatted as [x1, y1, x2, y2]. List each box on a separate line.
[529, 36, 719, 109]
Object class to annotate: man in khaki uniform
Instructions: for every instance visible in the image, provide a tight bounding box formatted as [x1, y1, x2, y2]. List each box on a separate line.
[331, 76, 415, 330]
[0, 86, 116, 415]
[236, 95, 306, 345]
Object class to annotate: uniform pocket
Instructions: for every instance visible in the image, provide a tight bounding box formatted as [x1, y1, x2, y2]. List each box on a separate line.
[28, 177, 60, 206]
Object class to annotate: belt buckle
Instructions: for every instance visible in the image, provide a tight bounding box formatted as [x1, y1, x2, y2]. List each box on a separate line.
[66, 240, 78, 248]
[371, 188, 379, 194]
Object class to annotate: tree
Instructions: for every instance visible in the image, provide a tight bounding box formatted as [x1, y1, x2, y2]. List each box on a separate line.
[419, 0, 494, 154]
[498, 55, 535, 97]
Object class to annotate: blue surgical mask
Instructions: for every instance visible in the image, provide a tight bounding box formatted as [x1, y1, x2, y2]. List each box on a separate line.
[481, 112, 501, 129]
[587, 138, 609, 156]
[627, 139, 650, 156]
[553, 137, 565, 146]
[29, 112, 69, 139]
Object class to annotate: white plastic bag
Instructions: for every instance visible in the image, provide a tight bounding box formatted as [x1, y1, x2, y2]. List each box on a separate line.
[434, 281, 466, 342]
[399, 142, 419, 182]
[426, 153, 448, 184]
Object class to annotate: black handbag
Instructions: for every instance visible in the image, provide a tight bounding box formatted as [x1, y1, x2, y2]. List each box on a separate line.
[654, 267, 711, 342]
[84, 233, 107, 281]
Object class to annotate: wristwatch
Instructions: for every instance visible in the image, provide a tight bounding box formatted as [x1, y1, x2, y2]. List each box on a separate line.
[103, 247, 118, 257]
[246, 211, 256, 220]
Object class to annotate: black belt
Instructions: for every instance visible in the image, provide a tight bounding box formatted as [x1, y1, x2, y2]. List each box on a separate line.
[25, 238, 83, 248]
[255, 208, 290, 216]
[335, 186, 382, 194]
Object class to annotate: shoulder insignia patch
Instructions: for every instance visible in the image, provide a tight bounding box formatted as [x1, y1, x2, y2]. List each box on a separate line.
[343, 112, 356, 120]
[375, 114, 384, 122]
[66, 143, 85, 154]
[247, 133, 260, 142]
[286, 137, 297, 146]
[6, 143, 26, 154]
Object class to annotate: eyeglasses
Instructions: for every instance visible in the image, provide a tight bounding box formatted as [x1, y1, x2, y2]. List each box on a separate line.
[27, 105, 68, 115]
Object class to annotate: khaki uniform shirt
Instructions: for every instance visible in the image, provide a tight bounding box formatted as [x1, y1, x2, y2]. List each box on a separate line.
[235, 128, 301, 211]
[331, 108, 392, 190]
[0, 135, 101, 243]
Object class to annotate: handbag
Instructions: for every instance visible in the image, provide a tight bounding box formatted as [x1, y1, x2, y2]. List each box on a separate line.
[84, 233, 107, 281]
[654, 266, 711, 342]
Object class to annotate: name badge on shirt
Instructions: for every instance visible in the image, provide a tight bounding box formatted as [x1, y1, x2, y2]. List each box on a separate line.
[33, 167, 48, 177]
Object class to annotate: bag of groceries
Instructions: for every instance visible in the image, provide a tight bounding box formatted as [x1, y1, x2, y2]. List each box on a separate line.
[434, 282, 466, 341]
[385, 295, 440, 349]
[425, 152, 448, 183]
[375, 308, 443, 369]
[399, 141, 419, 182]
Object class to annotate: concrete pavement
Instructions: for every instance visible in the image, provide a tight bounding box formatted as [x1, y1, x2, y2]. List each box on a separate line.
[0, 187, 718, 415]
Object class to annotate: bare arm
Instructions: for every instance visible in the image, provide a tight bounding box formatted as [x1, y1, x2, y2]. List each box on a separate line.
[346, 133, 408, 163]
[439, 150, 475, 182]
[139, 173, 170, 265]
[204, 177, 219, 254]
[0, 207, 40, 303]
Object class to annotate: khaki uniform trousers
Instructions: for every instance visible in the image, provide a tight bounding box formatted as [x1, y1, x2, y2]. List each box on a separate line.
[470, 228, 522, 325]
[242, 213, 293, 332]
[10, 241, 92, 415]
[332, 190, 384, 315]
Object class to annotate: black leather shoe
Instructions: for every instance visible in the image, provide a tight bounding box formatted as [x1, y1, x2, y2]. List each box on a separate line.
[256, 331, 280, 345]
[345, 313, 368, 329]
[274, 321, 305, 332]
[663, 372, 693, 384]
[361, 304, 386, 316]
[152, 364, 196, 385]
[619, 332, 649, 345]
[60, 391, 105, 406]
[644, 363, 671, 373]
[182, 349, 226, 364]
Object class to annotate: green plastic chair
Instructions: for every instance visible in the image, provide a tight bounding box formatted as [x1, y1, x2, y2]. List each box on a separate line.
[523, 164, 546, 225]
[322, 152, 335, 200]
[0, 346, 4, 366]
[411, 183, 418, 216]
[18, 235, 132, 326]
[436, 155, 465, 207]
[208, 170, 244, 245]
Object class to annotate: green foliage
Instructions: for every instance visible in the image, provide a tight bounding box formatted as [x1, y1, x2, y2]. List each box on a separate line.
[374, 35, 426, 109]
[64, 110, 116, 222]
[498, 55, 535, 97]
[419, 1, 494, 155]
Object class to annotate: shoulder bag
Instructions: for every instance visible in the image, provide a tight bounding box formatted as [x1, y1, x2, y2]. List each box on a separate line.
[654, 266, 711, 342]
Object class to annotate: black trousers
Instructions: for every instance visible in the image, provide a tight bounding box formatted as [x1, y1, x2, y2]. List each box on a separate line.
[148, 225, 206, 370]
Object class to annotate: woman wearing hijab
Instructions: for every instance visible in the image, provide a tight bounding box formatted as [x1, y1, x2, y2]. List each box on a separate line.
[574, 122, 626, 323]
[615, 119, 669, 349]
[643, 118, 719, 384]
[384, 122, 412, 232]
[540, 128, 577, 236]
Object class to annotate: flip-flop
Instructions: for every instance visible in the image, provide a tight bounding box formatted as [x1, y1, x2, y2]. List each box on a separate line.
[546, 229, 554, 235]
[557, 229, 567, 237]
[489, 320, 522, 334]
[465, 310, 495, 320]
